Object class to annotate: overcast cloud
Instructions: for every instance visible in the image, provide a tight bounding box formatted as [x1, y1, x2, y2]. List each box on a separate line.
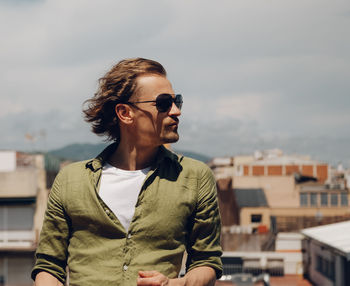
[1, 0, 349, 165]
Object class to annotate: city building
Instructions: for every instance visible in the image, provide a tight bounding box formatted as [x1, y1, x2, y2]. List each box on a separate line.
[211, 149, 350, 286]
[240, 150, 328, 183]
[213, 149, 350, 234]
[208, 155, 254, 180]
[302, 220, 350, 286]
[0, 151, 48, 286]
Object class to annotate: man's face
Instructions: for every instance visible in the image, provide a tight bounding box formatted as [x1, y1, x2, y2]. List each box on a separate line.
[129, 74, 181, 147]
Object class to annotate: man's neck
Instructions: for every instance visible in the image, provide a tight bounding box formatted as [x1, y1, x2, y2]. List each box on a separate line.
[108, 140, 159, 171]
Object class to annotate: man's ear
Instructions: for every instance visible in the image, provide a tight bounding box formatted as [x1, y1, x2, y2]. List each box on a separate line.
[115, 103, 133, 124]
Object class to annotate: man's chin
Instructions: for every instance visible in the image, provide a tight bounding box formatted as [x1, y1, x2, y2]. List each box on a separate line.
[162, 134, 179, 144]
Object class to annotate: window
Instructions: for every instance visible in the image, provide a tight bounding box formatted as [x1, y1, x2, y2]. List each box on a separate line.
[310, 193, 317, 206]
[0, 205, 34, 231]
[0, 258, 4, 286]
[316, 255, 335, 282]
[330, 193, 338, 206]
[251, 214, 262, 223]
[300, 193, 308, 206]
[341, 192, 348, 206]
[320, 193, 328, 206]
[0, 255, 35, 286]
[316, 255, 322, 272]
[329, 261, 335, 281]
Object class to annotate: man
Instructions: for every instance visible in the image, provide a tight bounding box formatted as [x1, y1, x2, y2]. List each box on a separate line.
[32, 58, 222, 285]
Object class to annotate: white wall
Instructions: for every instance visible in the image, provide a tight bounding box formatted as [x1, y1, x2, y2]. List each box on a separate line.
[276, 232, 303, 251]
[0, 151, 16, 172]
[0, 169, 38, 197]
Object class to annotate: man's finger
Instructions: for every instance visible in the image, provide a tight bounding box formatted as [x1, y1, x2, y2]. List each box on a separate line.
[137, 276, 159, 286]
[138, 270, 161, 278]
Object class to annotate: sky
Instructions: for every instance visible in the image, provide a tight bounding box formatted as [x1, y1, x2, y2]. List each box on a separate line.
[1, 0, 350, 165]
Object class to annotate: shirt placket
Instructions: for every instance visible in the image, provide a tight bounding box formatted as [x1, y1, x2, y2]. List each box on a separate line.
[92, 167, 126, 230]
[91, 167, 133, 283]
[122, 166, 159, 282]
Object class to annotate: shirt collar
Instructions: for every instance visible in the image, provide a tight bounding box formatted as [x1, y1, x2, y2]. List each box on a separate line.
[85, 142, 180, 172]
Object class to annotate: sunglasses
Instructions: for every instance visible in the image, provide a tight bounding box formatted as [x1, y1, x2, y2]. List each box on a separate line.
[128, 93, 183, 113]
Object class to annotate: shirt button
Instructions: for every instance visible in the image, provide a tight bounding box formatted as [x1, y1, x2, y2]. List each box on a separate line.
[123, 264, 128, 271]
[105, 209, 110, 215]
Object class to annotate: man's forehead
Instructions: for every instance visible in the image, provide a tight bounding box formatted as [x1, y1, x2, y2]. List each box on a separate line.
[133, 74, 173, 100]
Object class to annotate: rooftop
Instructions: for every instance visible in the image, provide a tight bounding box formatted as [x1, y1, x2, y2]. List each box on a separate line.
[234, 188, 268, 208]
[301, 220, 350, 260]
[246, 155, 324, 166]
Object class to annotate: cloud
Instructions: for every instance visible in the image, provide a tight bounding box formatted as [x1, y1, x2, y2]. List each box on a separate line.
[0, 109, 102, 151]
[0, 0, 349, 163]
[215, 93, 277, 120]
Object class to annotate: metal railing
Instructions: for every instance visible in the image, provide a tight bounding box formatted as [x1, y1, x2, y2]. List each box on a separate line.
[0, 230, 35, 248]
[220, 273, 270, 286]
[222, 263, 284, 277]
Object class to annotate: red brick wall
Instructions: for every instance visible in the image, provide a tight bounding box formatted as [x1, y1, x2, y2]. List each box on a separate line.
[267, 165, 282, 175]
[252, 166, 264, 176]
[286, 165, 300, 175]
[317, 164, 328, 182]
[302, 165, 314, 177]
[243, 165, 249, 176]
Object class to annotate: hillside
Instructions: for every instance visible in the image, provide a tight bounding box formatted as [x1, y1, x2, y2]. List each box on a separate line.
[48, 143, 211, 163]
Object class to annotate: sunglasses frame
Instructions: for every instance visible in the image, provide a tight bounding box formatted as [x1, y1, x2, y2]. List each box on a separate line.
[127, 93, 183, 113]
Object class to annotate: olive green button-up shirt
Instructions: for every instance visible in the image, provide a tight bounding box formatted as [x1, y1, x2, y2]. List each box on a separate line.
[32, 144, 222, 285]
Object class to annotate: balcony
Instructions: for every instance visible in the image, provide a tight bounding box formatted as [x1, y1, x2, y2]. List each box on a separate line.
[0, 230, 36, 250]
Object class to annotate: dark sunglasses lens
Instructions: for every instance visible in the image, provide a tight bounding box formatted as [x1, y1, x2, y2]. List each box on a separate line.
[174, 94, 183, 110]
[156, 94, 172, 112]
[155, 94, 183, 112]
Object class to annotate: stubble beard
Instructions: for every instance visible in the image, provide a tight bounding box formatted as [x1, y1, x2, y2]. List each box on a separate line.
[161, 127, 180, 144]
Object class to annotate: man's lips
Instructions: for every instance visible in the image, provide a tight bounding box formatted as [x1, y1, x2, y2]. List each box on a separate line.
[167, 117, 179, 127]
[168, 121, 179, 127]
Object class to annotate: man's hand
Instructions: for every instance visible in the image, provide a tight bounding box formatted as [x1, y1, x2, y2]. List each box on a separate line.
[137, 271, 169, 286]
[137, 266, 216, 286]
[137, 271, 185, 286]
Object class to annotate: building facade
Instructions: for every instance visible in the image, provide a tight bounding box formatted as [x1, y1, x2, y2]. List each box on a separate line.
[213, 150, 350, 234]
[0, 151, 48, 286]
[302, 221, 350, 286]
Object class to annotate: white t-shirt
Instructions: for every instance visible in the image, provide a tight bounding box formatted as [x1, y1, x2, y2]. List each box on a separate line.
[99, 163, 150, 232]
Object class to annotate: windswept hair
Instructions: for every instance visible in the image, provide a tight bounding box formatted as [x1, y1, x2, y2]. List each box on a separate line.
[83, 58, 167, 141]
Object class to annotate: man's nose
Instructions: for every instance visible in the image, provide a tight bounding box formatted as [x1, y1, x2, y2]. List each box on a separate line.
[168, 102, 181, 116]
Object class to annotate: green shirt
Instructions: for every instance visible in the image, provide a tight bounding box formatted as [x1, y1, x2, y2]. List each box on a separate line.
[32, 144, 222, 285]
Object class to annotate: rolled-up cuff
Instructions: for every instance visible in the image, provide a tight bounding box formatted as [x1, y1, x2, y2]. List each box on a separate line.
[31, 254, 67, 284]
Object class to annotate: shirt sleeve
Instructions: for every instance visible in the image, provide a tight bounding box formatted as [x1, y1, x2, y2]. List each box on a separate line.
[31, 170, 70, 284]
[185, 165, 223, 278]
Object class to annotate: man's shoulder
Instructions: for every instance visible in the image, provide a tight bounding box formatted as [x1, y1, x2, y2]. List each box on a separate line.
[57, 159, 94, 181]
[170, 151, 212, 178]
[177, 154, 208, 169]
[61, 159, 91, 171]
